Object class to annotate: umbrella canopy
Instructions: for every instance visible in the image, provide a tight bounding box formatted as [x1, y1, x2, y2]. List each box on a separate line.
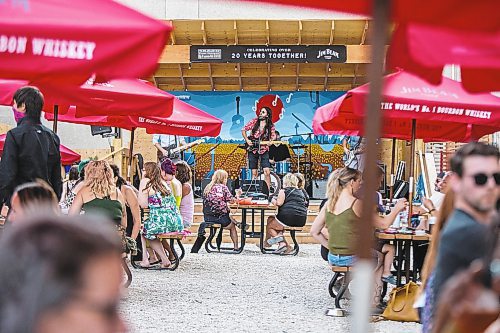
[0, 79, 174, 118]
[389, 24, 500, 93]
[0, 134, 80, 165]
[243, 0, 499, 91]
[313, 71, 500, 141]
[45, 96, 223, 137]
[243, 0, 498, 32]
[0, 0, 171, 84]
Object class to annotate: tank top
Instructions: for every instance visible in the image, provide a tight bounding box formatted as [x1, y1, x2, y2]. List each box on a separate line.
[326, 199, 360, 255]
[179, 183, 194, 227]
[82, 191, 122, 225]
[278, 187, 308, 217]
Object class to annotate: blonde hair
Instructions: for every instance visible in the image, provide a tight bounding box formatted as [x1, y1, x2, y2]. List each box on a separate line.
[294, 173, 305, 189]
[326, 167, 361, 213]
[283, 173, 299, 188]
[84, 161, 115, 197]
[204, 169, 228, 195]
[143, 162, 170, 197]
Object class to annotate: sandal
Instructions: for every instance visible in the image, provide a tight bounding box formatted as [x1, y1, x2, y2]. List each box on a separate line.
[273, 244, 287, 254]
[136, 262, 151, 269]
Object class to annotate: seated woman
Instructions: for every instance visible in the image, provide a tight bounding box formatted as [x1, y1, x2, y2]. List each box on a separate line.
[310, 167, 406, 309]
[191, 169, 238, 253]
[160, 158, 182, 208]
[137, 162, 183, 268]
[110, 164, 141, 260]
[69, 160, 128, 252]
[175, 160, 194, 229]
[266, 173, 308, 254]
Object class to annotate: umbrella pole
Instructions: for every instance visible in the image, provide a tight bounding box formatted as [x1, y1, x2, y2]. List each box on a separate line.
[389, 137, 396, 201]
[352, 0, 390, 331]
[127, 128, 135, 182]
[52, 105, 59, 133]
[408, 119, 417, 219]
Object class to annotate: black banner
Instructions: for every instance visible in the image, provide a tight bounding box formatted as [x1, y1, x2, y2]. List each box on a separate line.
[190, 45, 347, 63]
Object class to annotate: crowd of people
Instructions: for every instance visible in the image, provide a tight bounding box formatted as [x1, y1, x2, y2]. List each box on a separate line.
[0, 86, 498, 332]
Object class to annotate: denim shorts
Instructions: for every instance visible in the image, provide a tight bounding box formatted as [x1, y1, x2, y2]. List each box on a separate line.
[248, 151, 271, 169]
[328, 252, 357, 267]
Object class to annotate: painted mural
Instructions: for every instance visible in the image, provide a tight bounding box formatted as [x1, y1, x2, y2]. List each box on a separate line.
[169, 91, 347, 181]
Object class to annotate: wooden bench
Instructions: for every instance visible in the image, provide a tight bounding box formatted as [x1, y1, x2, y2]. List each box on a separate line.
[130, 208, 185, 271]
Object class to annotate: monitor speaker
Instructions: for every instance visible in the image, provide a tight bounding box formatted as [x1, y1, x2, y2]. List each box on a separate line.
[90, 125, 112, 136]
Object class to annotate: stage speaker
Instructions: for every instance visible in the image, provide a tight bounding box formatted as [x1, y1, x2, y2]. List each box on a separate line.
[90, 125, 112, 136]
[312, 179, 328, 200]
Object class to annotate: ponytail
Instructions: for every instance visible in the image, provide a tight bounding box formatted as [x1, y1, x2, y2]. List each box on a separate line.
[326, 167, 361, 213]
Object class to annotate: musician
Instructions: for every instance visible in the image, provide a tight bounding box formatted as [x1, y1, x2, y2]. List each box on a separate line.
[342, 135, 366, 171]
[152, 134, 186, 163]
[241, 107, 276, 193]
[269, 131, 291, 164]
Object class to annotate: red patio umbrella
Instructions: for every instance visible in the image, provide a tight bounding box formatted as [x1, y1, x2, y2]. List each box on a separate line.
[313, 70, 500, 211]
[243, 0, 498, 32]
[45, 97, 223, 178]
[243, 0, 499, 93]
[314, 71, 500, 137]
[0, 79, 174, 118]
[0, 0, 171, 84]
[389, 24, 500, 93]
[0, 134, 80, 165]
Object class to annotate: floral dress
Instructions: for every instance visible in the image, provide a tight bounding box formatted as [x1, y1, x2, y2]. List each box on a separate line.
[142, 191, 183, 240]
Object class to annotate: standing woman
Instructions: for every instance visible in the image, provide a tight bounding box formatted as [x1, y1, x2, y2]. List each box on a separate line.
[69, 160, 127, 250]
[138, 162, 183, 268]
[59, 165, 79, 208]
[175, 161, 194, 229]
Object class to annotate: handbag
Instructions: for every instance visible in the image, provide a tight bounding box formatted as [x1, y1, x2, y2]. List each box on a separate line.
[382, 281, 420, 322]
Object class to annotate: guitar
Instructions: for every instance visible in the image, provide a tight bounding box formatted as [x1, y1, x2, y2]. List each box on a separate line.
[230, 96, 244, 138]
[165, 139, 205, 157]
[245, 140, 286, 151]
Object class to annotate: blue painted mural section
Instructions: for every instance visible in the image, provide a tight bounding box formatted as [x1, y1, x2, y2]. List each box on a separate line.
[169, 91, 345, 149]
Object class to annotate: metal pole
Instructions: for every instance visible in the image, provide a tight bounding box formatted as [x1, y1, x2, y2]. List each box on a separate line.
[408, 119, 417, 218]
[127, 128, 135, 182]
[352, 0, 390, 331]
[52, 105, 59, 133]
[389, 137, 396, 201]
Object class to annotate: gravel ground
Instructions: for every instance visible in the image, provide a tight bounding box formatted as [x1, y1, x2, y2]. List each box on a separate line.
[121, 244, 421, 333]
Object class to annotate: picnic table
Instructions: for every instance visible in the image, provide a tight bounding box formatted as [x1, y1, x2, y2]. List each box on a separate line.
[376, 231, 431, 286]
[228, 203, 278, 254]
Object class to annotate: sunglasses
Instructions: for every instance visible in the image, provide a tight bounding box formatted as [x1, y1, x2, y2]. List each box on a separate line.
[468, 172, 500, 186]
